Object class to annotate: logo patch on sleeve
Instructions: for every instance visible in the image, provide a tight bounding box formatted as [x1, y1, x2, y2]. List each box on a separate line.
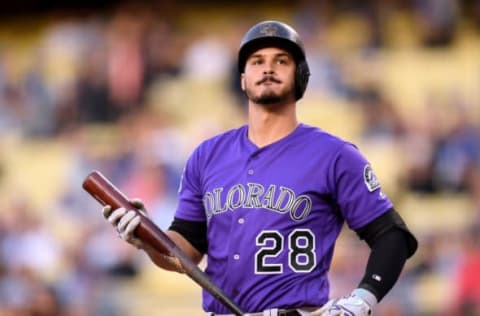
[364, 164, 380, 192]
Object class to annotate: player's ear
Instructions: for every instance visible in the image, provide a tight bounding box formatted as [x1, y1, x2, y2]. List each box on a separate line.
[240, 73, 246, 91]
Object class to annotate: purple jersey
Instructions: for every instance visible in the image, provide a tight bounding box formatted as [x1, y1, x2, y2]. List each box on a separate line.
[175, 123, 392, 313]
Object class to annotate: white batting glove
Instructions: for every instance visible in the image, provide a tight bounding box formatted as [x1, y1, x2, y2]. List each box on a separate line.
[313, 288, 377, 316]
[102, 198, 147, 249]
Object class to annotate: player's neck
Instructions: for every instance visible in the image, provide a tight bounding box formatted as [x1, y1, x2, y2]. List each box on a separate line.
[247, 102, 298, 148]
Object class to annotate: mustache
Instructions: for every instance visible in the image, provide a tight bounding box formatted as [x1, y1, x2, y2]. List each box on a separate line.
[257, 76, 281, 85]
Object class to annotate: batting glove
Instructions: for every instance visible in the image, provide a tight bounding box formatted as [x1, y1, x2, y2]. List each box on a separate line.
[103, 198, 147, 249]
[313, 288, 377, 316]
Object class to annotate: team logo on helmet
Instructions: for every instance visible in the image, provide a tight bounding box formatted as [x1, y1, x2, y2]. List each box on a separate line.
[260, 23, 278, 37]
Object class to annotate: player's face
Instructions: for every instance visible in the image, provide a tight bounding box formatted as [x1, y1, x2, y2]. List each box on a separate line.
[241, 47, 296, 105]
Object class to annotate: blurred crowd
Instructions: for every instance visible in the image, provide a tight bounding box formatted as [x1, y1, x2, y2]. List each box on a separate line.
[0, 0, 480, 315]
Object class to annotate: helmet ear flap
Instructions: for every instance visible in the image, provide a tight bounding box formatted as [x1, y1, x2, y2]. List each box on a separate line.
[295, 60, 310, 100]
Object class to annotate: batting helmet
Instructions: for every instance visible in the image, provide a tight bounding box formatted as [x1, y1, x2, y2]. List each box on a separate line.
[238, 20, 310, 100]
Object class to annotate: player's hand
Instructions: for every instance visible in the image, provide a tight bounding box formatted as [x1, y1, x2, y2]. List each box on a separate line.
[102, 198, 148, 249]
[312, 289, 376, 316]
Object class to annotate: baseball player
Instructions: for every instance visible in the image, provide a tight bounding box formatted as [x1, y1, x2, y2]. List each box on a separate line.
[104, 20, 418, 315]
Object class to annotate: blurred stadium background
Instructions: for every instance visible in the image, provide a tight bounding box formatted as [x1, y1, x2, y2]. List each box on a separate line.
[0, 0, 479, 315]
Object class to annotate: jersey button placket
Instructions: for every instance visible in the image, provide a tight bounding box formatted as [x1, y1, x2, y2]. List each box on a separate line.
[247, 151, 259, 176]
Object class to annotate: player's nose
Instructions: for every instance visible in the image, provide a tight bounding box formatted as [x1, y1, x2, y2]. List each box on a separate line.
[262, 59, 276, 74]
[262, 67, 274, 75]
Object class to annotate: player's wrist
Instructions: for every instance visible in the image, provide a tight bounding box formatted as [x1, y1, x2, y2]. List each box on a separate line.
[352, 288, 377, 309]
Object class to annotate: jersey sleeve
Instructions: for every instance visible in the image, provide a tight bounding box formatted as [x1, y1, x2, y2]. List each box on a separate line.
[174, 147, 207, 222]
[331, 143, 393, 230]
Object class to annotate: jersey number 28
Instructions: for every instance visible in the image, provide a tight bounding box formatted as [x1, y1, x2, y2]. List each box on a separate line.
[255, 229, 316, 274]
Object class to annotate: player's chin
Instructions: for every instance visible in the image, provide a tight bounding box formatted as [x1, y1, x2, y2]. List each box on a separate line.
[260, 91, 295, 105]
[258, 95, 284, 105]
[246, 85, 291, 104]
[248, 92, 276, 104]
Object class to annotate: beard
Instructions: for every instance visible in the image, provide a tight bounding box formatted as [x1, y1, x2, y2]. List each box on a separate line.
[244, 78, 295, 105]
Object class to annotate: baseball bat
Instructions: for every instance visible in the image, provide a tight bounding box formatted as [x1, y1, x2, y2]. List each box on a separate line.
[82, 170, 245, 316]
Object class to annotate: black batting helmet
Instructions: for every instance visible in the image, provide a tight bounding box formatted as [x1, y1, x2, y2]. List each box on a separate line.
[238, 20, 310, 100]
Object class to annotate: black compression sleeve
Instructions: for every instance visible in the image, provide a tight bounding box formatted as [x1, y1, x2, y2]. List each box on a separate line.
[168, 217, 208, 254]
[356, 208, 418, 258]
[357, 228, 409, 301]
[354, 209, 417, 301]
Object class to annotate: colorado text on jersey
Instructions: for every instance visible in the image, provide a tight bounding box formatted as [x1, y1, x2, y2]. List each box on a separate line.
[203, 183, 312, 221]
